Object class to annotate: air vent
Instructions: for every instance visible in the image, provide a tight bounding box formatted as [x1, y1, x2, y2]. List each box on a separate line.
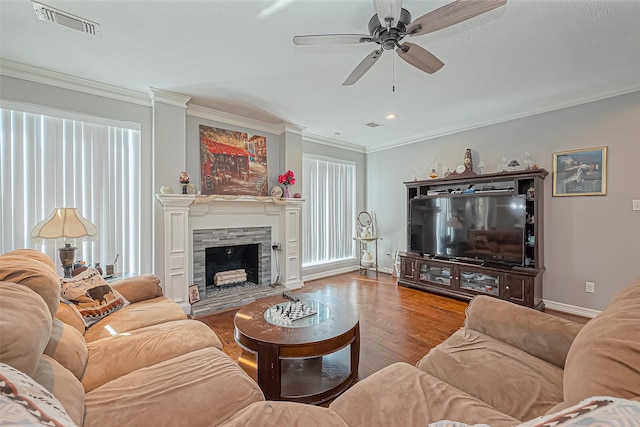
[365, 122, 383, 128]
[32, 1, 101, 37]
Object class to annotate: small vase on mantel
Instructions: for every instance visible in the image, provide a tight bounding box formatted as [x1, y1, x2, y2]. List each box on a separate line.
[283, 186, 289, 199]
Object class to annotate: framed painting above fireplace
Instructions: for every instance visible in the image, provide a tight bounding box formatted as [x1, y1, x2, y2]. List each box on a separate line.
[199, 125, 268, 196]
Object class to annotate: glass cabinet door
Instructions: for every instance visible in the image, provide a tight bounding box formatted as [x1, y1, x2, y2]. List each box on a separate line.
[459, 269, 500, 296]
[418, 263, 452, 287]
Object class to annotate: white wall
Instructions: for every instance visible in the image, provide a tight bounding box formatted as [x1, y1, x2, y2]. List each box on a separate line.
[367, 91, 640, 310]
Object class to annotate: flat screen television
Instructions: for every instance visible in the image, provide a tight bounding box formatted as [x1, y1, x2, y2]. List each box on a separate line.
[409, 194, 526, 266]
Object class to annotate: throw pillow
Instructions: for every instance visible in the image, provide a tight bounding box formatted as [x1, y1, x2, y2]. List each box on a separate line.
[0, 361, 78, 427]
[60, 268, 129, 327]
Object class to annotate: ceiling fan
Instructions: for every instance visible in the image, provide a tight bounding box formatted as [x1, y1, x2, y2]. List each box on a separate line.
[292, 0, 506, 86]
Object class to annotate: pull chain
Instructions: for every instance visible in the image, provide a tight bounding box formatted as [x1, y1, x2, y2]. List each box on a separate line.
[392, 53, 396, 92]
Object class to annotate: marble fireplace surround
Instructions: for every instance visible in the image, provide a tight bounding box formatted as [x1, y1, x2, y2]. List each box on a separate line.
[156, 194, 304, 314]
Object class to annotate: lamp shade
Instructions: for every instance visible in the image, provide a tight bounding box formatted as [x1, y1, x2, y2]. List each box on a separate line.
[31, 208, 98, 241]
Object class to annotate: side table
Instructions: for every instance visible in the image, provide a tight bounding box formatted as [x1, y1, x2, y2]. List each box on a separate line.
[353, 236, 382, 276]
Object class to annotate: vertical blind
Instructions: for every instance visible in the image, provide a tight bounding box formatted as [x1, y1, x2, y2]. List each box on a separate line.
[302, 154, 356, 266]
[0, 107, 141, 275]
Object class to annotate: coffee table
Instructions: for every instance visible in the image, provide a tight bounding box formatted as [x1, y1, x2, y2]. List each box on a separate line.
[234, 293, 359, 404]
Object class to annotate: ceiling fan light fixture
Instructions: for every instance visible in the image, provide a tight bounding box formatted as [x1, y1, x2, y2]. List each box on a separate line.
[375, 0, 402, 27]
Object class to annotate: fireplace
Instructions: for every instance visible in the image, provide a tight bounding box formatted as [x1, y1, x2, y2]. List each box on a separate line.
[191, 226, 284, 316]
[156, 194, 304, 316]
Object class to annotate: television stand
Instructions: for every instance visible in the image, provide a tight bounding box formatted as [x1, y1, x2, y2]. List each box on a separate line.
[400, 169, 547, 310]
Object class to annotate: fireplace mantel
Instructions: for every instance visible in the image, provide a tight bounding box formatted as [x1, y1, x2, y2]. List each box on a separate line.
[156, 193, 304, 314]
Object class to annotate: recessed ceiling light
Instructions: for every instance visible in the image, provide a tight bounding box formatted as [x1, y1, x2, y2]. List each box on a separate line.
[386, 113, 397, 120]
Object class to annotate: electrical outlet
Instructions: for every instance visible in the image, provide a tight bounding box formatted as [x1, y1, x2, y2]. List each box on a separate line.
[633, 200, 640, 211]
[386, 252, 392, 258]
[585, 281, 595, 293]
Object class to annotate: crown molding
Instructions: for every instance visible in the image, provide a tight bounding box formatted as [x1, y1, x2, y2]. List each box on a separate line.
[368, 83, 640, 153]
[0, 59, 151, 107]
[302, 133, 367, 154]
[187, 104, 288, 135]
[279, 123, 306, 136]
[149, 87, 191, 108]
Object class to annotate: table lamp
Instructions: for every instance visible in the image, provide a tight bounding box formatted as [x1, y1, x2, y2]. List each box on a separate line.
[31, 208, 98, 278]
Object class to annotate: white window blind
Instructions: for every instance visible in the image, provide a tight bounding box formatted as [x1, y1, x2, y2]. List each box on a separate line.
[0, 107, 141, 275]
[302, 154, 356, 266]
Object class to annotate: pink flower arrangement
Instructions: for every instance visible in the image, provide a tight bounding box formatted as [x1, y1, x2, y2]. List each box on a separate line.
[278, 170, 296, 186]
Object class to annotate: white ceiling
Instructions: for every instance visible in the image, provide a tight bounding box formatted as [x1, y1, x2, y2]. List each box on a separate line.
[1, 0, 639, 151]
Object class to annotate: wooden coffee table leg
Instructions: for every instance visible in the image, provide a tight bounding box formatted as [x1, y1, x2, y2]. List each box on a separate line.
[351, 322, 360, 380]
[257, 343, 281, 400]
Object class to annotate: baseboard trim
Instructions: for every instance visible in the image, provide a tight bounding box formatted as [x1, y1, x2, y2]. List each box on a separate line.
[543, 300, 600, 319]
[303, 266, 359, 282]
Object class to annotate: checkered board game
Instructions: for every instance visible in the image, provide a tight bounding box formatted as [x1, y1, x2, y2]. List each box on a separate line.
[264, 293, 317, 325]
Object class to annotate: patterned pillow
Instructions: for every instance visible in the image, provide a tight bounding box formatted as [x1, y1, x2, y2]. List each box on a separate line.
[0, 361, 77, 427]
[60, 268, 129, 327]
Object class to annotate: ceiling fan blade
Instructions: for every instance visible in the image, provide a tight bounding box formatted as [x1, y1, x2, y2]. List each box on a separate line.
[343, 49, 384, 86]
[293, 34, 374, 45]
[396, 42, 444, 74]
[407, 0, 507, 36]
[375, 0, 402, 27]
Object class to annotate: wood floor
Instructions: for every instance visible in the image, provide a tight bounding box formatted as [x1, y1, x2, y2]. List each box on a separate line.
[197, 271, 469, 381]
[197, 271, 589, 384]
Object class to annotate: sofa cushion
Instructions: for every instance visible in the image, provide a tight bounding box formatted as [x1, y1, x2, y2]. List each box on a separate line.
[464, 296, 583, 369]
[0, 362, 78, 427]
[563, 278, 640, 406]
[0, 252, 61, 316]
[60, 268, 130, 326]
[220, 401, 350, 427]
[417, 328, 564, 421]
[56, 301, 89, 335]
[329, 362, 519, 427]
[32, 355, 85, 427]
[83, 296, 187, 342]
[84, 347, 264, 427]
[0, 282, 52, 377]
[82, 319, 223, 392]
[110, 274, 163, 303]
[44, 318, 88, 380]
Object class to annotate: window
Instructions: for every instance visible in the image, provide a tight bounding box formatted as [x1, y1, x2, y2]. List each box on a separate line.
[0, 106, 141, 274]
[302, 154, 356, 266]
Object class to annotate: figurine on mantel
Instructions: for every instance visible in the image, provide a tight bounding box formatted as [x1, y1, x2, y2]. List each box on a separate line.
[464, 149, 473, 172]
[179, 171, 196, 194]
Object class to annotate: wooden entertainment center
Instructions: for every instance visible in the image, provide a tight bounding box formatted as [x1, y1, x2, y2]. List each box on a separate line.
[398, 169, 548, 310]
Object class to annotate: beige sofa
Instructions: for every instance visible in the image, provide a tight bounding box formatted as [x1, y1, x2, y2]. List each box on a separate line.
[3, 247, 638, 426]
[221, 277, 640, 426]
[0, 249, 264, 426]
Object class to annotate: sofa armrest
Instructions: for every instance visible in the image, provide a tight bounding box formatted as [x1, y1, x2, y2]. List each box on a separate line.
[464, 296, 584, 368]
[110, 274, 163, 303]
